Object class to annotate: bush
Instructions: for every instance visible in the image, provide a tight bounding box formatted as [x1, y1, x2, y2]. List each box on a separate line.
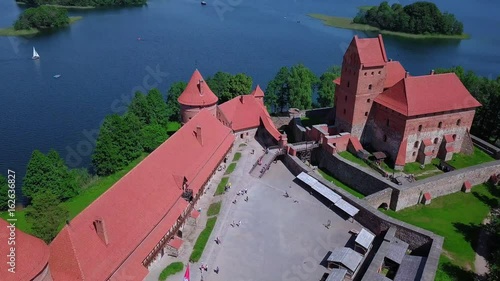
[158, 262, 183, 281]
[14, 6, 69, 30]
[207, 201, 222, 216]
[190, 217, 217, 262]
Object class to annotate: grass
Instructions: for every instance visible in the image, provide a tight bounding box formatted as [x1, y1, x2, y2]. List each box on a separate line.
[207, 201, 222, 217]
[448, 146, 495, 169]
[403, 158, 443, 180]
[190, 216, 217, 262]
[233, 152, 242, 162]
[308, 14, 470, 40]
[0, 16, 83, 37]
[215, 177, 229, 196]
[239, 143, 247, 147]
[383, 183, 498, 280]
[167, 122, 181, 134]
[317, 168, 365, 199]
[0, 153, 148, 234]
[338, 151, 370, 168]
[299, 116, 325, 128]
[224, 163, 237, 175]
[158, 262, 183, 281]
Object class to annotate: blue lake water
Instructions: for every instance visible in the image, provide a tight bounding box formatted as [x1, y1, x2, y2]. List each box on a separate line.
[0, 0, 499, 193]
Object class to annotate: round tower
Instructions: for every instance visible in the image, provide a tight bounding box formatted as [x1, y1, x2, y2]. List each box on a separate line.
[178, 69, 219, 124]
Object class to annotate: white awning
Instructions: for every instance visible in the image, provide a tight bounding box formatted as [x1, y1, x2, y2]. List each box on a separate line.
[334, 199, 359, 217]
[296, 172, 341, 203]
[355, 228, 375, 250]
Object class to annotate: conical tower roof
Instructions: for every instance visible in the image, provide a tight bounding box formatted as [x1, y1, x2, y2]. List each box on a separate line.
[251, 85, 265, 98]
[178, 69, 218, 106]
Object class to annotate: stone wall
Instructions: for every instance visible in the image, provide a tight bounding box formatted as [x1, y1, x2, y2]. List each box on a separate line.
[394, 160, 500, 210]
[316, 151, 397, 197]
[304, 107, 331, 120]
[472, 135, 500, 159]
[364, 188, 393, 209]
[281, 154, 443, 281]
[289, 118, 306, 142]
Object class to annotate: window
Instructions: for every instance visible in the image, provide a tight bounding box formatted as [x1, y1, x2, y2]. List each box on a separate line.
[434, 138, 438, 144]
[456, 119, 461, 126]
[344, 95, 347, 101]
[453, 134, 456, 140]
[383, 135, 387, 142]
[371, 72, 374, 75]
[378, 71, 381, 74]
[347, 81, 350, 88]
[367, 99, 371, 103]
[364, 112, 368, 116]
[364, 72, 367, 76]
[368, 84, 372, 90]
[418, 125, 422, 132]
[412, 151, 416, 156]
[414, 141, 419, 148]
[438, 122, 442, 128]
[386, 119, 390, 127]
[343, 109, 346, 115]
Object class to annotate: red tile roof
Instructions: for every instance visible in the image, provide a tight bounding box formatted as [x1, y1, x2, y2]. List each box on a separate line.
[251, 85, 264, 98]
[49, 109, 234, 281]
[384, 61, 406, 89]
[446, 146, 455, 152]
[375, 73, 481, 116]
[178, 70, 218, 106]
[463, 181, 472, 189]
[353, 34, 388, 67]
[424, 193, 432, 200]
[0, 219, 50, 281]
[348, 137, 363, 152]
[190, 210, 200, 219]
[168, 237, 183, 250]
[395, 139, 407, 166]
[422, 139, 433, 146]
[444, 134, 455, 143]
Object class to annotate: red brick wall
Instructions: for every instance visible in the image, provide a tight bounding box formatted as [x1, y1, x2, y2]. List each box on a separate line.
[180, 103, 217, 125]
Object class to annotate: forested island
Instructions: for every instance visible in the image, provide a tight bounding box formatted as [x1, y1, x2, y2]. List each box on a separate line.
[18, 0, 146, 9]
[310, 1, 468, 39]
[0, 6, 81, 36]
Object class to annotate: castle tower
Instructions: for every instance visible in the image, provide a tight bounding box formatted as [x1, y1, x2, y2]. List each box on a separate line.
[334, 34, 388, 139]
[178, 69, 219, 124]
[251, 84, 265, 105]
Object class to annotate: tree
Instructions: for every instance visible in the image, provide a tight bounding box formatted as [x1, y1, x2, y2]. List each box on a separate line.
[287, 64, 318, 110]
[266, 67, 290, 112]
[0, 175, 8, 211]
[229, 73, 253, 99]
[317, 66, 341, 107]
[23, 150, 78, 203]
[128, 92, 149, 124]
[14, 6, 69, 30]
[92, 115, 127, 176]
[146, 88, 169, 127]
[121, 113, 143, 161]
[26, 192, 68, 243]
[141, 124, 169, 152]
[206, 72, 232, 103]
[166, 82, 187, 122]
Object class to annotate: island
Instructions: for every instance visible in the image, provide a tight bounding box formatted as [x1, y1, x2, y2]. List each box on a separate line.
[0, 6, 82, 36]
[309, 1, 469, 40]
[16, 0, 146, 9]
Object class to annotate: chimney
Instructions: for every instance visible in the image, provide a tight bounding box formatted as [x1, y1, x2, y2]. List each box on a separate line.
[93, 219, 108, 245]
[388, 58, 393, 62]
[196, 125, 203, 145]
[405, 71, 410, 78]
[430, 69, 435, 75]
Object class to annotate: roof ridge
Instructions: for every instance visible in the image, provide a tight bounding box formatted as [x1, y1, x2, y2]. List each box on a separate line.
[402, 79, 409, 116]
[65, 226, 86, 280]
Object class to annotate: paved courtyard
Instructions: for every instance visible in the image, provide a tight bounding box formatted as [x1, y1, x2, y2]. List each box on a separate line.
[147, 139, 361, 281]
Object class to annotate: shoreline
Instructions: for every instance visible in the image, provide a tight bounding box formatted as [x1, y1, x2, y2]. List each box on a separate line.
[308, 14, 470, 40]
[16, 2, 95, 9]
[0, 16, 83, 37]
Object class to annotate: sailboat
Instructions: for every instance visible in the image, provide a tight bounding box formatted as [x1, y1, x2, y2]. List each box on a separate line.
[32, 47, 40, 60]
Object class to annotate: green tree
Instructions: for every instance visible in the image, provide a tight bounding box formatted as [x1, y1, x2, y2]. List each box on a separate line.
[288, 64, 318, 110]
[229, 73, 253, 99]
[317, 66, 341, 107]
[146, 88, 169, 127]
[166, 82, 187, 122]
[121, 113, 143, 161]
[128, 92, 149, 124]
[0, 175, 8, 211]
[92, 115, 127, 176]
[266, 67, 290, 112]
[206, 71, 232, 102]
[14, 6, 69, 30]
[141, 123, 169, 152]
[26, 192, 68, 243]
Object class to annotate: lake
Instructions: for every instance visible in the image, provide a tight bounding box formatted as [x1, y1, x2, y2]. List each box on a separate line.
[0, 0, 499, 197]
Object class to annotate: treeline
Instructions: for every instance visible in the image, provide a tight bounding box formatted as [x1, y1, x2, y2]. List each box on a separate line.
[435, 67, 500, 143]
[265, 64, 341, 112]
[353, 1, 464, 35]
[14, 6, 69, 30]
[22, 0, 146, 7]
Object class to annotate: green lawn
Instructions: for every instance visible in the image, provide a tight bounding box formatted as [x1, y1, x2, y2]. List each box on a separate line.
[383, 183, 498, 280]
[167, 122, 181, 134]
[308, 14, 469, 40]
[207, 201, 222, 217]
[224, 163, 237, 175]
[338, 151, 369, 168]
[299, 116, 325, 128]
[215, 177, 229, 196]
[158, 262, 183, 281]
[233, 152, 241, 162]
[317, 168, 365, 199]
[0, 153, 148, 235]
[448, 147, 495, 169]
[0, 16, 83, 36]
[190, 216, 217, 262]
[239, 143, 247, 147]
[403, 158, 443, 180]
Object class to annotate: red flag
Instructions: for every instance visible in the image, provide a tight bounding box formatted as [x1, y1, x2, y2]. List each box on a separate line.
[183, 264, 190, 281]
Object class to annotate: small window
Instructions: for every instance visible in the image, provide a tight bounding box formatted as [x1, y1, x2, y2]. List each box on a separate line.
[367, 99, 371, 103]
[412, 151, 416, 156]
[456, 119, 461, 126]
[347, 81, 350, 88]
[368, 84, 372, 90]
[364, 72, 367, 76]
[386, 119, 390, 127]
[378, 71, 381, 74]
[364, 112, 368, 116]
[434, 138, 438, 144]
[344, 95, 347, 101]
[453, 134, 457, 140]
[383, 135, 387, 142]
[438, 122, 442, 128]
[343, 109, 346, 115]
[414, 141, 419, 148]
[418, 125, 422, 132]
[371, 72, 374, 75]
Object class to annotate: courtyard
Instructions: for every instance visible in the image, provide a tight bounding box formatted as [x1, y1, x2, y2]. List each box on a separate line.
[148, 139, 363, 281]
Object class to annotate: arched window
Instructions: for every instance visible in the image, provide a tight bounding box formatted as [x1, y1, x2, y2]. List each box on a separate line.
[347, 81, 350, 88]
[343, 109, 346, 115]
[383, 135, 387, 142]
[386, 119, 390, 127]
[414, 141, 419, 148]
[457, 119, 462, 126]
[367, 99, 371, 103]
[364, 112, 368, 116]
[438, 122, 442, 128]
[371, 72, 374, 75]
[364, 72, 367, 76]
[453, 134, 457, 140]
[344, 95, 347, 101]
[412, 151, 416, 156]
[418, 125, 422, 132]
[368, 84, 372, 90]
[434, 138, 438, 144]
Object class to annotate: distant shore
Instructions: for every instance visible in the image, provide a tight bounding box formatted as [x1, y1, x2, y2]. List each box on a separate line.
[308, 14, 470, 40]
[0, 16, 83, 37]
[16, 1, 95, 9]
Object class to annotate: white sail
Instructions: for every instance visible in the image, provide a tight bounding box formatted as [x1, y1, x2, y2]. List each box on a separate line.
[32, 47, 40, 59]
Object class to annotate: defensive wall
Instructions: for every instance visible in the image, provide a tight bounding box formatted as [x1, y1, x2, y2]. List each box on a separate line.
[281, 154, 443, 281]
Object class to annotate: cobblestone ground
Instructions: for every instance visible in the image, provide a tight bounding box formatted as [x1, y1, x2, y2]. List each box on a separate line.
[145, 138, 361, 281]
